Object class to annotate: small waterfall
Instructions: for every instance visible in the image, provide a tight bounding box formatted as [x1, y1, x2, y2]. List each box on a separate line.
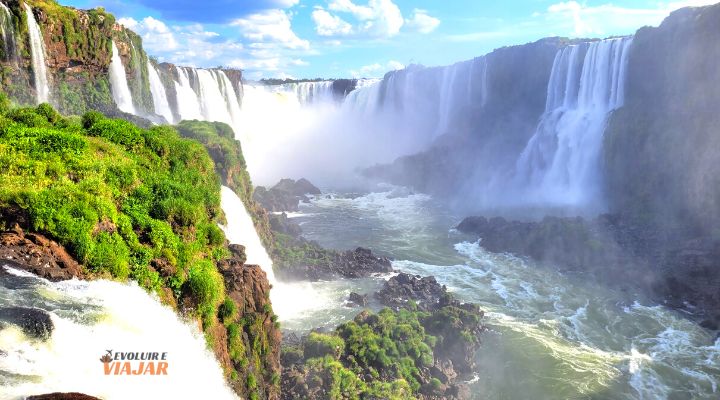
[146, 60, 174, 123]
[24, 4, 50, 103]
[220, 186, 276, 283]
[109, 42, 136, 114]
[0, 266, 238, 399]
[0, 2, 16, 61]
[219, 186, 330, 320]
[514, 37, 633, 209]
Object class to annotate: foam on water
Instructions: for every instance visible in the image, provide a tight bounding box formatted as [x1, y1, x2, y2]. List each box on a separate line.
[0, 266, 237, 399]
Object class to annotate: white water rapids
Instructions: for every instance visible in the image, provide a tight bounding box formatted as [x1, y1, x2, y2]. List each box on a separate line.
[0, 267, 237, 399]
[285, 187, 720, 399]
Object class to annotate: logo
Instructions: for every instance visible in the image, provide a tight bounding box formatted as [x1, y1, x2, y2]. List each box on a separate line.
[100, 350, 169, 376]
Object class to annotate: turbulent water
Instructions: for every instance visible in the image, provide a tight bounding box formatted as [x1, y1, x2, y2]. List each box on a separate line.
[512, 38, 633, 210]
[0, 267, 237, 400]
[281, 187, 720, 399]
[24, 4, 49, 104]
[109, 42, 135, 114]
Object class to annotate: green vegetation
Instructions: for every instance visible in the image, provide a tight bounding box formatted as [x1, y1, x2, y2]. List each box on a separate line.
[283, 293, 483, 399]
[0, 95, 283, 398]
[0, 99, 225, 301]
[272, 231, 333, 273]
[175, 120, 275, 250]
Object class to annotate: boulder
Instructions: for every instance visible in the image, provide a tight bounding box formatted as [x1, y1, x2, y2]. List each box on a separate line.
[347, 292, 368, 307]
[0, 307, 54, 340]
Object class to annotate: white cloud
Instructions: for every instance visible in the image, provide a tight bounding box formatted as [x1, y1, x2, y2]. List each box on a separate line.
[312, 8, 353, 36]
[231, 9, 309, 49]
[313, 0, 404, 38]
[350, 60, 404, 78]
[119, 16, 180, 51]
[544, 0, 720, 37]
[404, 9, 440, 34]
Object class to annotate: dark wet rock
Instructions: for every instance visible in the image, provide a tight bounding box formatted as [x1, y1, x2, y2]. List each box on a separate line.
[27, 394, 100, 400]
[0, 224, 84, 281]
[375, 273, 447, 311]
[227, 244, 247, 264]
[0, 307, 54, 340]
[254, 178, 321, 212]
[347, 292, 368, 307]
[274, 241, 392, 281]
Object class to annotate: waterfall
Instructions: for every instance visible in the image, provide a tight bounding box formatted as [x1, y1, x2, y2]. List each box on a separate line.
[109, 42, 136, 114]
[293, 81, 335, 105]
[147, 61, 174, 123]
[0, 266, 237, 399]
[24, 4, 49, 104]
[219, 186, 276, 283]
[219, 186, 331, 321]
[195, 69, 236, 126]
[514, 37, 633, 209]
[174, 67, 203, 121]
[0, 2, 15, 62]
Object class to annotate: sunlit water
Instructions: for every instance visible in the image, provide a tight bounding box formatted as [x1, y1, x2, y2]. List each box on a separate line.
[0, 267, 237, 400]
[281, 187, 720, 399]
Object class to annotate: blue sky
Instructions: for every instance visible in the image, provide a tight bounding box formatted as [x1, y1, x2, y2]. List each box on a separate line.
[62, 0, 719, 79]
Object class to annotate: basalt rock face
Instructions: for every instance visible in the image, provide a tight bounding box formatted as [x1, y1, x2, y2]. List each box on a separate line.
[218, 254, 282, 400]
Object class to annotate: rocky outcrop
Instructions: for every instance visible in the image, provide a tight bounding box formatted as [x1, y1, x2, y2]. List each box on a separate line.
[274, 234, 393, 281]
[0, 224, 84, 281]
[281, 280, 484, 400]
[374, 273, 447, 311]
[347, 292, 368, 307]
[217, 252, 282, 400]
[254, 178, 321, 212]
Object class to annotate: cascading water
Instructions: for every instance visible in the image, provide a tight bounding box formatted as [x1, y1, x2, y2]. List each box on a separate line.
[109, 42, 136, 114]
[24, 4, 49, 104]
[0, 266, 238, 399]
[0, 2, 16, 62]
[146, 61, 175, 123]
[293, 81, 336, 105]
[195, 69, 238, 126]
[219, 186, 333, 323]
[513, 37, 633, 209]
[173, 67, 203, 121]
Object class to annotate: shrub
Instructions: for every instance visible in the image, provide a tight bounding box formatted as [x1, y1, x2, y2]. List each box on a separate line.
[187, 259, 224, 327]
[86, 118, 143, 150]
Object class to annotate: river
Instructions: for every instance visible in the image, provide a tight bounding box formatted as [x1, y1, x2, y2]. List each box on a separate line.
[278, 186, 720, 400]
